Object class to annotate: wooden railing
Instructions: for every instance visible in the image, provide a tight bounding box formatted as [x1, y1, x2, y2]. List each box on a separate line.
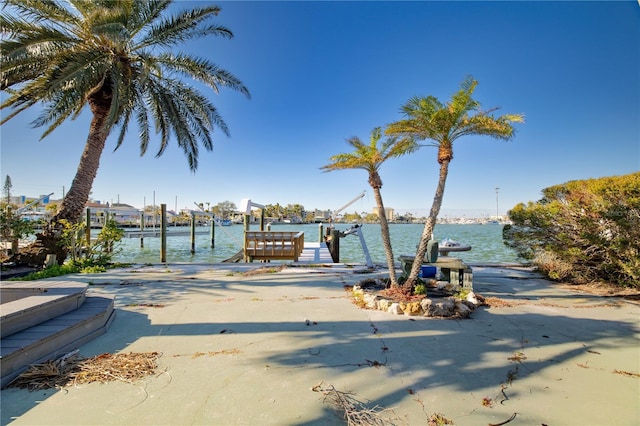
[244, 231, 305, 262]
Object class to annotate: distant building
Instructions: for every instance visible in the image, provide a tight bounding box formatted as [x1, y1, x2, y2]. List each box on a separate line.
[109, 203, 142, 226]
[312, 209, 331, 223]
[372, 207, 395, 221]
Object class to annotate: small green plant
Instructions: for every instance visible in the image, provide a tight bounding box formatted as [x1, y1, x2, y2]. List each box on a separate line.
[455, 288, 471, 300]
[9, 261, 129, 280]
[59, 218, 124, 266]
[10, 263, 81, 280]
[413, 283, 427, 295]
[79, 265, 107, 274]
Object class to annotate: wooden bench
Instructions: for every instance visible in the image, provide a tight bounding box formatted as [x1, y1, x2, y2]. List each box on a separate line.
[398, 255, 473, 290]
[244, 231, 305, 262]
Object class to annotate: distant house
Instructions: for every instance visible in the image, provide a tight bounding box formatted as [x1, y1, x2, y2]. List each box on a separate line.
[84, 202, 141, 227]
[109, 203, 142, 226]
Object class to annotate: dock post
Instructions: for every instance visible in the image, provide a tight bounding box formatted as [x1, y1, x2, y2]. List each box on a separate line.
[318, 224, 323, 243]
[139, 212, 144, 248]
[85, 208, 91, 246]
[190, 212, 196, 254]
[160, 204, 167, 263]
[210, 217, 215, 248]
[328, 228, 340, 263]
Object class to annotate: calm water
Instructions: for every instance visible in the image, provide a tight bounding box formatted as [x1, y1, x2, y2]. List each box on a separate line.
[110, 223, 521, 265]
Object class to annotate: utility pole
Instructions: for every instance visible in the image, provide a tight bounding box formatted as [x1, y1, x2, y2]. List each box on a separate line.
[495, 187, 500, 219]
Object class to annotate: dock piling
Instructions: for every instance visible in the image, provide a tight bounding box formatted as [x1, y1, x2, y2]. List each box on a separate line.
[190, 212, 196, 254]
[160, 204, 167, 262]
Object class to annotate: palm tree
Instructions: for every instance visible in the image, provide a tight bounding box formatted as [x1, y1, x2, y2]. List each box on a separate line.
[386, 77, 524, 289]
[1, 0, 249, 263]
[321, 127, 418, 287]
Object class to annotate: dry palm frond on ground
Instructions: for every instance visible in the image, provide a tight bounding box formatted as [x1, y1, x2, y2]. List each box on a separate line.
[312, 382, 401, 426]
[242, 265, 285, 276]
[482, 297, 525, 308]
[8, 351, 161, 390]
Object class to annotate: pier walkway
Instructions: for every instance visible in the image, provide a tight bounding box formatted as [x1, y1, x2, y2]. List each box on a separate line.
[122, 229, 334, 264]
[123, 229, 210, 238]
[297, 242, 333, 263]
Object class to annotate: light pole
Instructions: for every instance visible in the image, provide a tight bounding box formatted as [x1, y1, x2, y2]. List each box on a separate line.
[495, 187, 500, 219]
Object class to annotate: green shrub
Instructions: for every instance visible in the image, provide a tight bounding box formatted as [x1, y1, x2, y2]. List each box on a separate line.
[504, 172, 640, 288]
[11, 263, 81, 280]
[0, 208, 35, 241]
[413, 283, 427, 295]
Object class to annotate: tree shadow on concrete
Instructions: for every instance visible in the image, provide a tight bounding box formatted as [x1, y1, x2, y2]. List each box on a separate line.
[3, 266, 638, 425]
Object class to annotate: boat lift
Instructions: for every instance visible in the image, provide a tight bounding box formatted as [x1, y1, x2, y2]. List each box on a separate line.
[16, 193, 54, 214]
[328, 190, 366, 225]
[192, 202, 244, 248]
[329, 191, 373, 268]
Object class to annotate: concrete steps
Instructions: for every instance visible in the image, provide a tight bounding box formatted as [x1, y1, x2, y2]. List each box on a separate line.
[0, 281, 115, 388]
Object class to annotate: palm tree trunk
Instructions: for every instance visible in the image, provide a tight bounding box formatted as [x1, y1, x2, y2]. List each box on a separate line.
[52, 99, 111, 225]
[21, 96, 112, 266]
[373, 187, 398, 287]
[405, 160, 450, 289]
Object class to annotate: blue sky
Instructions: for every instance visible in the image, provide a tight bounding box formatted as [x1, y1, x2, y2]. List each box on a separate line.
[1, 1, 638, 218]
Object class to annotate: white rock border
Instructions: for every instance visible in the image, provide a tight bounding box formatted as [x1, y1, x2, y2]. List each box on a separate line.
[352, 284, 481, 318]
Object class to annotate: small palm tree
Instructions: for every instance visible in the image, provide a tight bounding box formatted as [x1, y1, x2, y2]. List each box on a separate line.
[321, 127, 418, 287]
[387, 77, 524, 288]
[1, 0, 249, 263]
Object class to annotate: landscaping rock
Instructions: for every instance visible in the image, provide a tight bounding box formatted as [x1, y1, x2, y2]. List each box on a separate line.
[427, 297, 456, 317]
[378, 298, 392, 311]
[463, 291, 479, 309]
[363, 293, 379, 309]
[351, 283, 480, 319]
[401, 301, 422, 316]
[455, 300, 473, 318]
[420, 298, 433, 312]
[388, 303, 403, 315]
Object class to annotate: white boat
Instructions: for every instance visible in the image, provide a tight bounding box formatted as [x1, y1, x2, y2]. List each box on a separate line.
[441, 238, 463, 248]
[439, 238, 472, 255]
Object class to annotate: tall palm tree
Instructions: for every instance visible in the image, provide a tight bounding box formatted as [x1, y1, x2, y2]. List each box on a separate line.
[1, 0, 249, 263]
[386, 77, 523, 289]
[321, 127, 418, 287]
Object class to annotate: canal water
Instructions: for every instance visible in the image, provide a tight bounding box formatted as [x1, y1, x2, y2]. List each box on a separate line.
[109, 223, 521, 265]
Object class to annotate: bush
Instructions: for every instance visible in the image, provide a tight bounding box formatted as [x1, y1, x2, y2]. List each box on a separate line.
[59, 218, 124, 266]
[0, 208, 35, 242]
[504, 173, 640, 288]
[414, 283, 427, 295]
[11, 263, 81, 280]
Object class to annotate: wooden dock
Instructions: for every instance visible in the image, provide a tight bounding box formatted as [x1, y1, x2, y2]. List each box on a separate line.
[123, 229, 211, 238]
[297, 242, 333, 263]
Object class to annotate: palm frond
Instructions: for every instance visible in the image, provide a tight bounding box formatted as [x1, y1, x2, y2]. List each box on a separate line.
[131, 101, 150, 154]
[155, 53, 250, 98]
[136, 5, 228, 50]
[388, 77, 524, 148]
[2, 0, 248, 173]
[3, 0, 78, 26]
[323, 127, 417, 176]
